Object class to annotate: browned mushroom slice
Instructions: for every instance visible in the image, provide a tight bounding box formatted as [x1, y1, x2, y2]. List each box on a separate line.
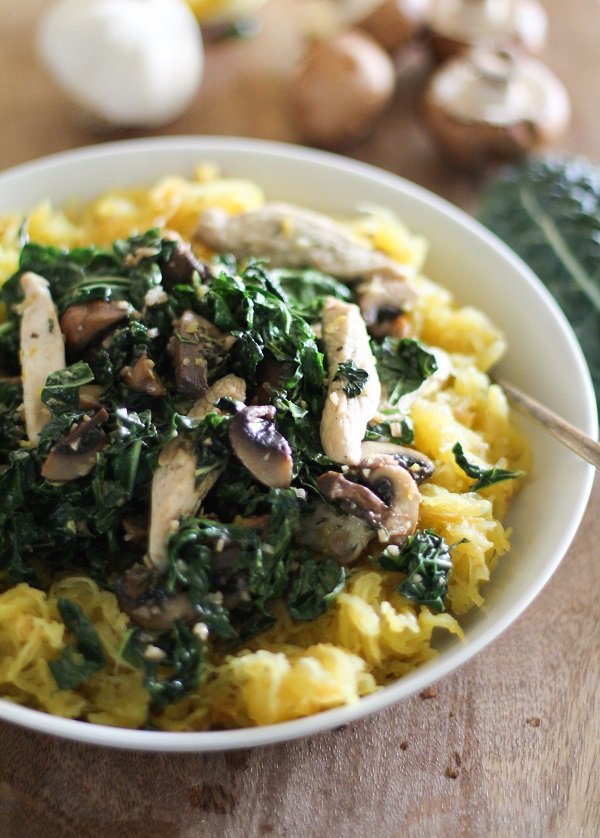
[120, 350, 166, 397]
[318, 453, 421, 550]
[161, 237, 211, 287]
[60, 299, 131, 352]
[229, 405, 293, 488]
[41, 408, 109, 482]
[356, 275, 417, 339]
[172, 310, 227, 398]
[360, 455, 420, 546]
[360, 440, 435, 484]
[116, 563, 195, 631]
[318, 471, 388, 527]
[19, 271, 66, 444]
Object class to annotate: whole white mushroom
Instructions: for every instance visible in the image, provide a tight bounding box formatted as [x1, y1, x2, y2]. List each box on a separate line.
[37, 0, 204, 128]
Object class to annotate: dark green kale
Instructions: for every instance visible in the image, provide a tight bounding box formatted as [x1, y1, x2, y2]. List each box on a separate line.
[452, 442, 524, 491]
[41, 361, 95, 414]
[49, 598, 107, 690]
[364, 416, 415, 446]
[0, 380, 24, 460]
[334, 360, 369, 398]
[286, 556, 346, 621]
[269, 267, 353, 320]
[378, 530, 456, 611]
[373, 337, 437, 405]
[479, 155, 600, 400]
[122, 621, 205, 707]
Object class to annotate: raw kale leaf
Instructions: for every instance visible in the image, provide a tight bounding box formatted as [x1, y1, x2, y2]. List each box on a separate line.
[334, 360, 369, 398]
[49, 598, 106, 690]
[452, 442, 524, 491]
[479, 156, 600, 400]
[373, 337, 437, 405]
[378, 529, 455, 611]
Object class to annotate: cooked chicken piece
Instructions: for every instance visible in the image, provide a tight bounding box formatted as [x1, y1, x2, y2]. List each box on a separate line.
[146, 374, 246, 573]
[19, 272, 66, 444]
[195, 203, 409, 281]
[320, 297, 381, 465]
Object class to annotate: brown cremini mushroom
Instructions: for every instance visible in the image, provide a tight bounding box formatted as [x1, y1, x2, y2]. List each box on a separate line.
[317, 471, 388, 527]
[161, 237, 212, 288]
[356, 275, 417, 339]
[120, 350, 166, 397]
[319, 451, 421, 549]
[116, 563, 196, 632]
[171, 310, 229, 399]
[357, 0, 428, 53]
[60, 299, 131, 353]
[289, 29, 396, 148]
[229, 404, 293, 488]
[423, 47, 570, 169]
[426, 0, 547, 60]
[41, 407, 109, 482]
[360, 440, 435, 484]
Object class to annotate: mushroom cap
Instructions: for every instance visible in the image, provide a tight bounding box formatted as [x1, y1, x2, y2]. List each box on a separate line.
[229, 405, 293, 488]
[60, 299, 130, 353]
[360, 440, 435, 484]
[423, 48, 570, 168]
[41, 407, 108, 482]
[358, 0, 428, 53]
[360, 456, 420, 546]
[427, 0, 548, 59]
[120, 350, 166, 397]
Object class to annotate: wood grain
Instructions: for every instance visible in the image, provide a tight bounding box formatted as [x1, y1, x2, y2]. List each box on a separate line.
[0, 1, 599, 836]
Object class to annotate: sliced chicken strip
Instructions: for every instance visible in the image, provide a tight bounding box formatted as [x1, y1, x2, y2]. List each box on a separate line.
[320, 297, 381, 465]
[195, 203, 410, 281]
[19, 271, 66, 444]
[146, 374, 246, 573]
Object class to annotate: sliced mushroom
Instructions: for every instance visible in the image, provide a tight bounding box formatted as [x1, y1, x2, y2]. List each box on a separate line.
[146, 375, 246, 573]
[60, 299, 131, 353]
[229, 404, 293, 488]
[116, 563, 195, 632]
[171, 310, 229, 399]
[317, 471, 388, 527]
[41, 408, 108, 482]
[356, 275, 417, 338]
[120, 350, 166, 397]
[359, 454, 420, 546]
[318, 451, 421, 550]
[161, 237, 212, 288]
[19, 271, 66, 444]
[360, 440, 435, 484]
[320, 297, 381, 465]
[195, 203, 409, 281]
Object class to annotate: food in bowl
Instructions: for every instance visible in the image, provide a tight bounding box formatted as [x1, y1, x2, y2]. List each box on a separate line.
[0, 163, 530, 731]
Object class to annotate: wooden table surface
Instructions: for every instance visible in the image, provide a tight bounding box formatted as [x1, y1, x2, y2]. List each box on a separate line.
[0, 2, 598, 836]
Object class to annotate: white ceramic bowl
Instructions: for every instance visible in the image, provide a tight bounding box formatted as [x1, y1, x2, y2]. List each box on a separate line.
[0, 137, 596, 751]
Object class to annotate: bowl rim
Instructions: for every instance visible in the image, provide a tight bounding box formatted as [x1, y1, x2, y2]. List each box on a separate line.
[0, 135, 596, 751]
